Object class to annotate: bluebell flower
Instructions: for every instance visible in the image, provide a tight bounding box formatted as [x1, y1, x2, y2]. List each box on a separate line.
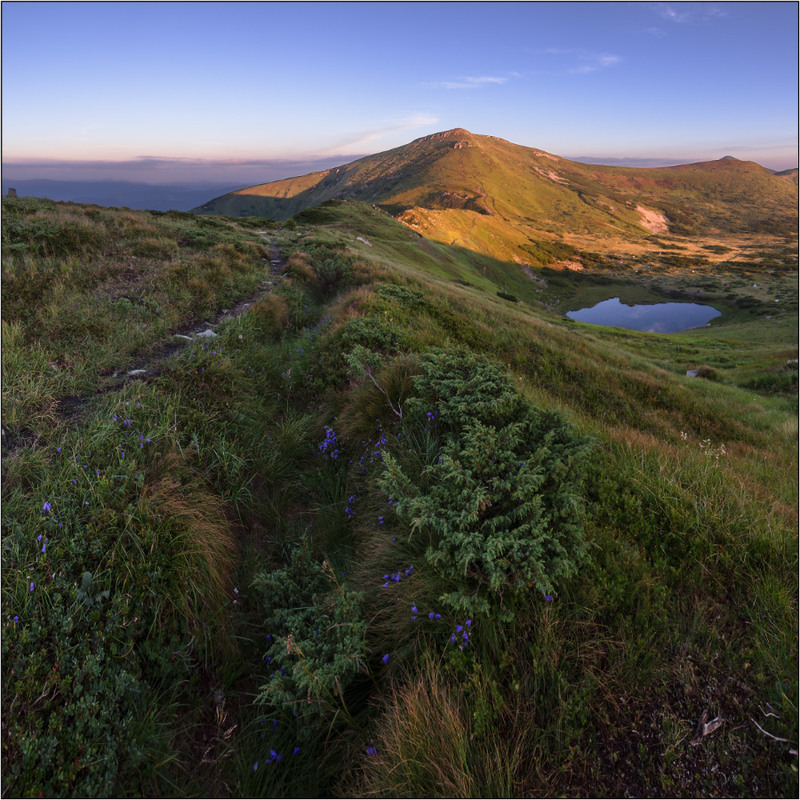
[41, 502, 51, 513]
[293, 747, 300, 756]
[382, 653, 390, 664]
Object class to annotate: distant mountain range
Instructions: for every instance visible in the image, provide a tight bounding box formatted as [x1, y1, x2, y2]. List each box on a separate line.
[1, 179, 239, 212]
[193, 128, 798, 265]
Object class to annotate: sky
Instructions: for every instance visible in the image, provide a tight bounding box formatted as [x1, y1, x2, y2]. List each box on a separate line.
[2, 1, 798, 187]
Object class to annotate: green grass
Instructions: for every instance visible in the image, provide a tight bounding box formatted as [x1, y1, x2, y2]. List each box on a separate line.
[2, 197, 797, 797]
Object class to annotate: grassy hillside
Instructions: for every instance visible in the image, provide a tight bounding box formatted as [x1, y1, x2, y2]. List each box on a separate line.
[2, 196, 797, 797]
[194, 129, 798, 269]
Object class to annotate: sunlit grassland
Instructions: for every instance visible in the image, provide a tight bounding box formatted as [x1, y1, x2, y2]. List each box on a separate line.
[2, 197, 796, 797]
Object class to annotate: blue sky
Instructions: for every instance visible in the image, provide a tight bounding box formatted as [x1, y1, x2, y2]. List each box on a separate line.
[2, 1, 797, 185]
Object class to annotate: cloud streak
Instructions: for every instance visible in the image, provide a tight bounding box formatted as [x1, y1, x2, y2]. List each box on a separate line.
[536, 48, 622, 75]
[650, 3, 728, 27]
[319, 114, 440, 154]
[431, 75, 511, 90]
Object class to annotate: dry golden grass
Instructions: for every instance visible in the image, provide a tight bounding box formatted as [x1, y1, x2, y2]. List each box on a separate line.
[251, 293, 290, 335]
[143, 451, 236, 643]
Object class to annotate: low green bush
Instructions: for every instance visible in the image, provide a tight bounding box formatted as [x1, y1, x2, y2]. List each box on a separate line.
[378, 349, 592, 617]
[252, 540, 368, 728]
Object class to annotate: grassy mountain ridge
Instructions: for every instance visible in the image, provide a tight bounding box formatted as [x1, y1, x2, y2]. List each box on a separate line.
[194, 129, 798, 265]
[2, 195, 797, 797]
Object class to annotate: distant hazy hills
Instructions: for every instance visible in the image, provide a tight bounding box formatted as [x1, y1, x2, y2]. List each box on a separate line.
[194, 128, 797, 264]
[1, 180, 239, 212]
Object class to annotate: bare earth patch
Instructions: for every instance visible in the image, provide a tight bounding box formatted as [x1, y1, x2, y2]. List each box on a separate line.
[637, 205, 670, 234]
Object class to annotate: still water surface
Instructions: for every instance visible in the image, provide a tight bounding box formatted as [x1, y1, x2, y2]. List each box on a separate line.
[565, 297, 721, 333]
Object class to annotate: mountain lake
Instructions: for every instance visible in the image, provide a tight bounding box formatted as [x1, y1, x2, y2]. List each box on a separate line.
[565, 297, 721, 333]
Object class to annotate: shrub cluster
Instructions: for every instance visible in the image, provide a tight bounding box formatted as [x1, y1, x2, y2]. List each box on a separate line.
[378, 349, 591, 617]
[252, 541, 367, 728]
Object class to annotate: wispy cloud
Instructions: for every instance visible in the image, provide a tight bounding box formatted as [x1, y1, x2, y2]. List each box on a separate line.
[652, 3, 728, 25]
[539, 49, 622, 75]
[654, 3, 692, 23]
[431, 75, 511, 90]
[321, 114, 440, 155]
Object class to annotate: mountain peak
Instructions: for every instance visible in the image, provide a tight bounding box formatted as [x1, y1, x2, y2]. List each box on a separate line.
[194, 129, 798, 246]
[413, 128, 473, 144]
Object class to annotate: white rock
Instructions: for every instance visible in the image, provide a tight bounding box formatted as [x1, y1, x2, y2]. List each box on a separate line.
[129, 369, 148, 376]
[197, 329, 217, 338]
